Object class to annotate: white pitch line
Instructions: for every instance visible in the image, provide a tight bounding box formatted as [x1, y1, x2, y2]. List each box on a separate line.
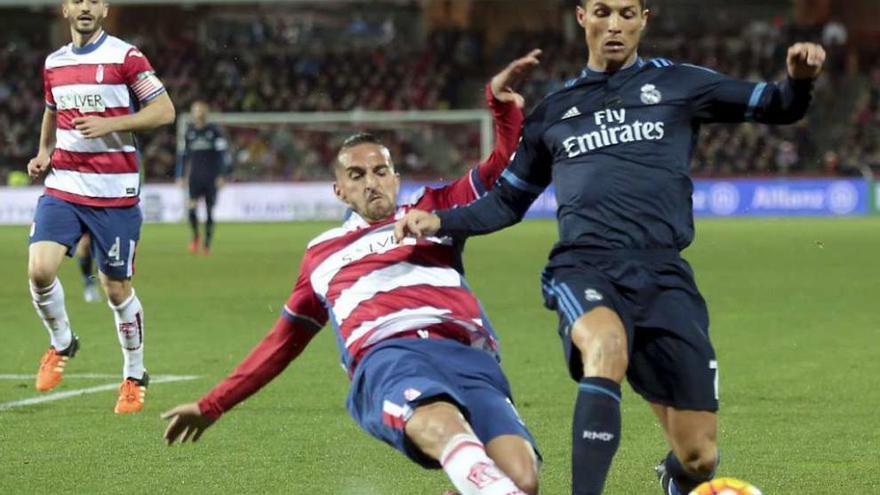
[0, 373, 178, 380]
[0, 375, 200, 411]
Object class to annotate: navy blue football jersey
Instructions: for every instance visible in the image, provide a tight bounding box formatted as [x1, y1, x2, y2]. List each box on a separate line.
[177, 124, 231, 183]
[437, 57, 814, 256]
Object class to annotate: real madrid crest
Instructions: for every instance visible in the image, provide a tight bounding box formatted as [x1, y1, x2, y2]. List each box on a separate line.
[640, 83, 661, 105]
[96, 64, 104, 83]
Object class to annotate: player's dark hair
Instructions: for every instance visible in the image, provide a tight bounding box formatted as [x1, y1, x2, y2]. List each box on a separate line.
[334, 132, 392, 170]
[580, 0, 646, 8]
[339, 132, 384, 152]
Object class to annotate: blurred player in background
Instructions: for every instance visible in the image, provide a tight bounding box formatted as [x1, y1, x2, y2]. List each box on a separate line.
[26, 0, 175, 413]
[396, 0, 826, 493]
[176, 101, 231, 255]
[163, 51, 543, 495]
[75, 234, 100, 302]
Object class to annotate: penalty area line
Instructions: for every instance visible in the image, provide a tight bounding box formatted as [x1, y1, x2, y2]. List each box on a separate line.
[0, 375, 200, 411]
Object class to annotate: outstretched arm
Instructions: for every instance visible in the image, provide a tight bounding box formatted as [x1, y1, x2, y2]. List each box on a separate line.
[434, 50, 540, 208]
[161, 314, 319, 445]
[692, 42, 825, 124]
[475, 49, 541, 189]
[162, 268, 327, 445]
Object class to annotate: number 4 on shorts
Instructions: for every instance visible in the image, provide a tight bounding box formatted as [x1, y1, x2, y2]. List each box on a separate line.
[108, 236, 121, 261]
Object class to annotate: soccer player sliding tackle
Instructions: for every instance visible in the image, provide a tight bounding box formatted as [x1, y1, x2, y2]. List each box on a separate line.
[395, 1, 825, 494]
[27, 0, 175, 413]
[163, 50, 543, 495]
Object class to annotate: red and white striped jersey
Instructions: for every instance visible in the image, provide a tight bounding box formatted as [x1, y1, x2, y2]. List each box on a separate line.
[42, 31, 166, 207]
[287, 179, 504, 374]
[196, 86, 522, 418]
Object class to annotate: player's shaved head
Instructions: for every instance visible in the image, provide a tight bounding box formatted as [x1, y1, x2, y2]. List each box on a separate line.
[334, 133, 393, 171]
[333, 132, 400, 222]
[582, 0, 644, 7]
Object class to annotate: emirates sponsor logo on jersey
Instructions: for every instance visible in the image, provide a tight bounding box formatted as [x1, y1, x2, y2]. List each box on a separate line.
[561, 108, 665, 158]
[57, 93, 106, 113]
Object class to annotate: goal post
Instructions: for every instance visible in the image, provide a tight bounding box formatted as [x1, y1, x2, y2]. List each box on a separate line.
[176, 109, 495, 182]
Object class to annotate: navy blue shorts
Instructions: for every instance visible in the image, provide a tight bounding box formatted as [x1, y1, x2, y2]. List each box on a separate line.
[346, 338, 539, 469]
[30, 195, 142, 279]
[188, 179, 217, 208]
[541, 252, 719, 411]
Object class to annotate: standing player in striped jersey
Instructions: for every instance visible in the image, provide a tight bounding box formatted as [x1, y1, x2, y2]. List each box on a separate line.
[162, 51, 542, 495]
[175, 101, 232, 255]
[396, 1, 825, 493]
[26, 0, 175, 414]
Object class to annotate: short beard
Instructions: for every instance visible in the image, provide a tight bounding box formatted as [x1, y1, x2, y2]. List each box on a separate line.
[72, 20, 100, 37]
[363, 202, 395, 222]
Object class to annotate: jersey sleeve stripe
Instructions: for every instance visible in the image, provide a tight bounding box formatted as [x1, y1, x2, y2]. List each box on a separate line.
[745, 82, 768, 121]
[139, 87, 166, 104]
[469, 166, 486, 198]
[131, 73, 165, 102]
[281, 306, 323, 332]
[501, 169, 544, 195]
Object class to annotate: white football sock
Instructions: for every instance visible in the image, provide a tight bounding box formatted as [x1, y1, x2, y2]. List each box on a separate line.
[30, 278, 72, 351]
[109, 290, 145, 379]
[439, 433, 526, 495]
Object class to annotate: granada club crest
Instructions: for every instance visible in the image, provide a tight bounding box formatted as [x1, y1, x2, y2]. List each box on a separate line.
[96, 64, 104, 83]
[640, 83, 662, 105]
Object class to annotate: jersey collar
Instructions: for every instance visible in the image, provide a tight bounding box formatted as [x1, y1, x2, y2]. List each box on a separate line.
[581, 55, 645, 79]
[70, 30, 108, 55]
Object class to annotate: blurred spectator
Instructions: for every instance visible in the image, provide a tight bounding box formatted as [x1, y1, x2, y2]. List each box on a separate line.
[0, 3, 877, 183]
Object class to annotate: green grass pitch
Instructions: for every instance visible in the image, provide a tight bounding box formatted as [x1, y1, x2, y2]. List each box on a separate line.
[1, 218, 878, 494]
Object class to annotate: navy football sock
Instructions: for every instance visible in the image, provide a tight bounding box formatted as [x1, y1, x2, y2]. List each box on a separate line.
[663, 450, 717, 494]
[76, 254, 93, 284]
[205, 209, 214, 248]
[188, 208, 199, 239]
[572, 377, 622, 495]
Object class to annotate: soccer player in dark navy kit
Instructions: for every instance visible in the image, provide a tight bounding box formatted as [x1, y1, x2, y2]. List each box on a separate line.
[396, 1, 826, 494]
[176, 101, 231, 254]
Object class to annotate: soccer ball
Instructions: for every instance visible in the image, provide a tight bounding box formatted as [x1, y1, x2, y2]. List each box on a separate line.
[689, 477, 763, 495]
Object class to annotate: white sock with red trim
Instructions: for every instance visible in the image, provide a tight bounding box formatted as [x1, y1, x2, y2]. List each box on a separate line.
[30, 278, 73, 351]
[439, 433, 526, 495]
[110, 290, 145, 380]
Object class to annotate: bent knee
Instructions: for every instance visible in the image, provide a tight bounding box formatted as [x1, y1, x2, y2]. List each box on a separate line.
[505, 461, 539, 495]
[28, 264, 57, 288]
[405, 402, 468, 456]
[102, 281, 132, 306]
[677, 445, 718, 477]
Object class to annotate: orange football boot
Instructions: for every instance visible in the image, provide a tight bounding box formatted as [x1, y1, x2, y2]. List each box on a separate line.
[114, 372, 149, 414]
[35, 336, 79, 392]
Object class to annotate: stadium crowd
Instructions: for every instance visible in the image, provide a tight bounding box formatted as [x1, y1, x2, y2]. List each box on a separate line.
[1, 5, 878, 184]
